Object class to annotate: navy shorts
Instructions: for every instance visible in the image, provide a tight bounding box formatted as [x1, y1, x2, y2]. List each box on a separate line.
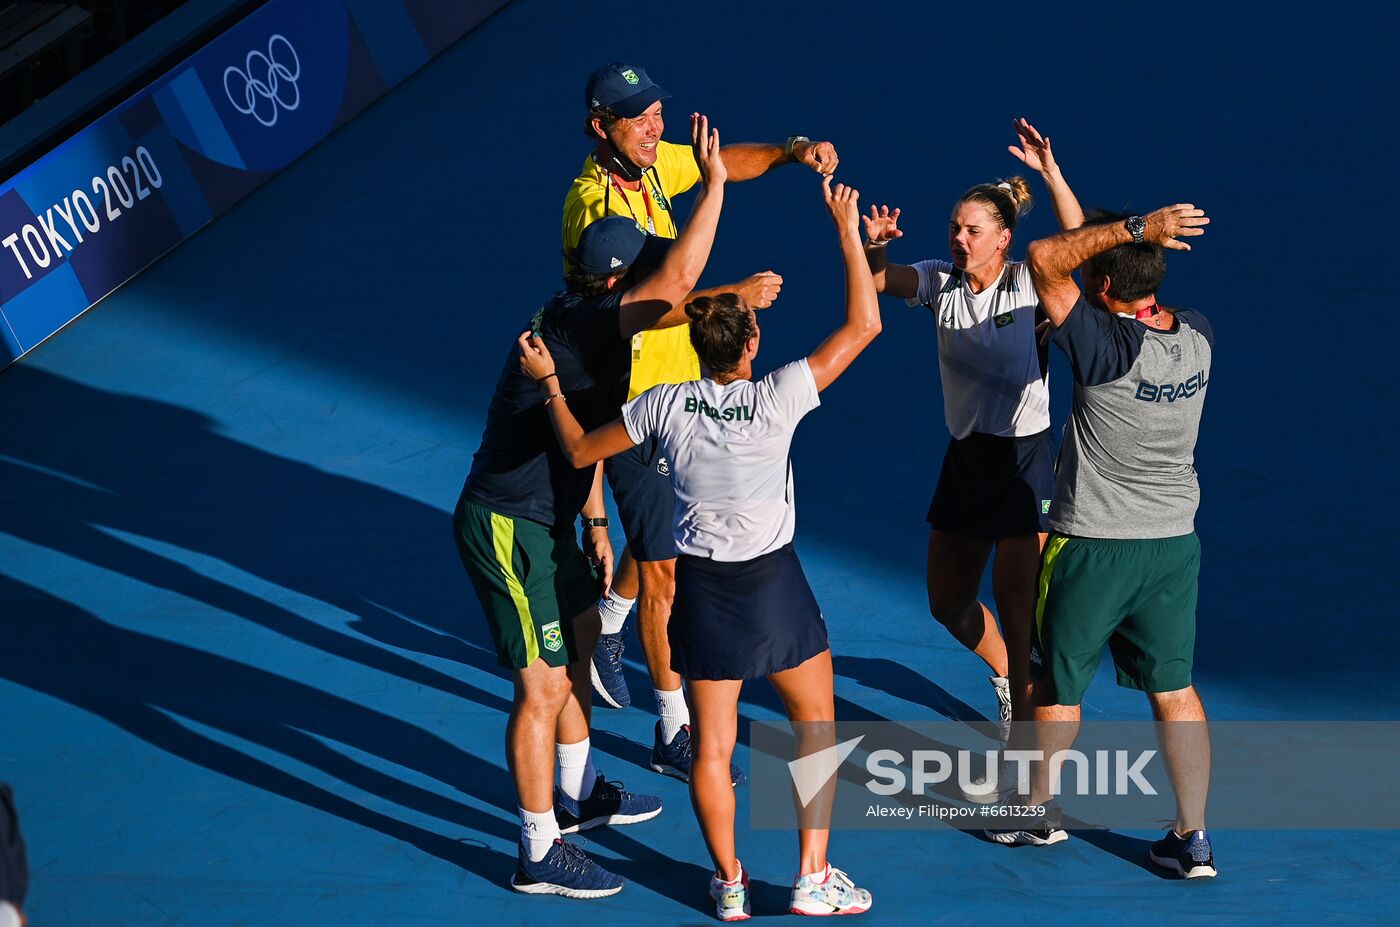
[928, 429, 1055, 538]
[605, 434, 678, 562]
[671, 543, 830, 680]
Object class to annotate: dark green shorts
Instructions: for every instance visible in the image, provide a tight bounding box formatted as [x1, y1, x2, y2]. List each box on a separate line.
[453, 498, 597, 670]
[1030, 533, 1200, 705]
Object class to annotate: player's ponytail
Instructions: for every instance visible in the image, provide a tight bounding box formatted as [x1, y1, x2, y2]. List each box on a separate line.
[958, 176, 1033, 231]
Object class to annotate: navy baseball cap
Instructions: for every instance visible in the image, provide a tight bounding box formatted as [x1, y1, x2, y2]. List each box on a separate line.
[585, 63, 669, 119]
[575, 217, 648, 275]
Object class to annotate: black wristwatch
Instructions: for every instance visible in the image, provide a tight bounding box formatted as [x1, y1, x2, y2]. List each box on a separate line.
[1125, 215, 1146, 244]
[581, 517, 609, 529]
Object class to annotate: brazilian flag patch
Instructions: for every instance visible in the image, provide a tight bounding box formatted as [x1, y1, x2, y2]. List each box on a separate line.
[994, 312, 1015, 328]
[542, 621, 563, 653]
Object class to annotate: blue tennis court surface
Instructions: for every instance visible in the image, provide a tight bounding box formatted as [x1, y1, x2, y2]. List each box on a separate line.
[2, 1, 1397, 923]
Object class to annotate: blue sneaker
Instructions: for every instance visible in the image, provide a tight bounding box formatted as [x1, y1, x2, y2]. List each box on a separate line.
[1149, 828, 1217, 879]
[709, 864, 751, 921]
[510, 838, 624, 899]
[590, 631, 631, 709]
[555, 773, 662, 834]
[650, 722, 744, 786]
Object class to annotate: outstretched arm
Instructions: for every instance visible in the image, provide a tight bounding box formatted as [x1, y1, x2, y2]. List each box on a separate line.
[861, 204, 920, 298]
[807, 177, 882, 392]
[618, 113, 727, 339]
[720, 137, 839, 181]
[1026, 204, 1210, 326]
[517, 332, 638, 468]
[1009, 117, 1084, 231]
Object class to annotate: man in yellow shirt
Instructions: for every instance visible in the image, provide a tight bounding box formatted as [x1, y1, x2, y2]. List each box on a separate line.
[564, 61, 839, 781]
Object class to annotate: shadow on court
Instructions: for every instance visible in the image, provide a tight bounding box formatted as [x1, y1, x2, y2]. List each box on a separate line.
[0, 365, 779, 900]
[0, 573, 513, 879]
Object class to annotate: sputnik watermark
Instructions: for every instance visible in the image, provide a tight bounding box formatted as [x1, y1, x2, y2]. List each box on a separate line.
[753, 719, 1400, 830]
[866, 748, 1158, 798]
[789, 740, 1158, 806]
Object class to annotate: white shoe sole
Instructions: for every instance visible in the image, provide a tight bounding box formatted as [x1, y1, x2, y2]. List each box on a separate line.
[648, 760, 688, 781]
[1149, 851, 1217, 879]
[558, 806, 663, 835]
[985, 827, 1068, 846]
[788, 899, 873, 916]
[589, 660, 628, 709]
[510, 875, 623, 899]
[712, 904, 751, 922]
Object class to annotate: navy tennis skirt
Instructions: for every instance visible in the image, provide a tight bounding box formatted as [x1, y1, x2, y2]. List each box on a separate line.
[670, 543, 829, 681]
[927, 429, 1055, 538]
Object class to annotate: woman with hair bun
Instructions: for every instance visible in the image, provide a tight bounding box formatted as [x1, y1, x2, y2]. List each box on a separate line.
[518, 174, 880, 920]
[863, 119, 1084, 760]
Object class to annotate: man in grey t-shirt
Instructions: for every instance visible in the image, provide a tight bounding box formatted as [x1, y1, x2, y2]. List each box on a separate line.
[986, 204, 1221, 881]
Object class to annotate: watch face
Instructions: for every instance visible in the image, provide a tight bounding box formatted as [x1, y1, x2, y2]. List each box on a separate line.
[1127, 216, 1146, 240]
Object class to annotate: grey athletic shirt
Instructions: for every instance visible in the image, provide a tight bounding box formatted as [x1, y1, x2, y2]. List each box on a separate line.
[1049, 297, 1213, 539]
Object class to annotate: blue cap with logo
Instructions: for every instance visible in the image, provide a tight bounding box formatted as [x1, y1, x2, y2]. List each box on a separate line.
[584, 62, 670, 119]
[575, 217, 648, 275]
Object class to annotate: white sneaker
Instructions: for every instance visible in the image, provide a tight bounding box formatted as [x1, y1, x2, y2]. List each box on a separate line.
[708, 863, 751, 922]
[990, 675, 1012, 744]
[789, 863, 872, 916]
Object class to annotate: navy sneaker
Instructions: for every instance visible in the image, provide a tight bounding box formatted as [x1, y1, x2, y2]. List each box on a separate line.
[510, 838, 624, 899]
[555, 773, 662, 834]
[1149, 828, 1217, 879]
[984, 800, 1068, 846]
[590, 631, 631, 709]
[649, 722, 744, 785]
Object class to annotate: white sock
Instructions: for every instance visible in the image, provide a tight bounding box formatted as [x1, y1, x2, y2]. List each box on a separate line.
[801, 863, 830, 883]
[656, 688, 690, 744]
[716, 860, 745, 885]
[520, 806, 560, 862]
[556, 738, 597, 801]
[597, 589, 636, 636]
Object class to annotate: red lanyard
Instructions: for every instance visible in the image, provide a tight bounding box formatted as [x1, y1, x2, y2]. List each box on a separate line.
[606, 171, 658, 234]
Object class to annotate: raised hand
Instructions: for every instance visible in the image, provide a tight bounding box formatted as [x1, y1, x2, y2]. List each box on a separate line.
[1008, 117, 1058, 174]
[733, 270, 783, 310]
[794, 139, 840, 175]
[1143, 204, 1211, 251]
[862, 204, 903, 245]
[517, 331, 557, 382]
[821, 175, 861, 234]
[691, 113, 727, 187]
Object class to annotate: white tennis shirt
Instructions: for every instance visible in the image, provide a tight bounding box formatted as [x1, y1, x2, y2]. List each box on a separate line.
[621, 359, 820, 562]
[907, 259, 1050, 439]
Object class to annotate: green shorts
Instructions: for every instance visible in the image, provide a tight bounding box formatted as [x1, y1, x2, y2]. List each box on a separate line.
[1030, 533, 1201, 705]
[453, 497, 598, 670]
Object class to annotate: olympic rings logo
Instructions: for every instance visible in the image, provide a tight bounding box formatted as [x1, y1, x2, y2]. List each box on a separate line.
[223, 34, 301, 127]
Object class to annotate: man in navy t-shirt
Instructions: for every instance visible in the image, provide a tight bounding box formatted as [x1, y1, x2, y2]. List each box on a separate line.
[450, 115, 729, 899]
[986, 204, 1222, 881]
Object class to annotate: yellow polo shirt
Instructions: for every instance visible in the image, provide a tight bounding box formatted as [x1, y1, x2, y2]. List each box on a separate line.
[562, 140, 702, 399]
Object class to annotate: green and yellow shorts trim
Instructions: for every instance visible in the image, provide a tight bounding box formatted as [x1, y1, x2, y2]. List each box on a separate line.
[1030, 533, 1201, 705]
[453, 498, 598, 670]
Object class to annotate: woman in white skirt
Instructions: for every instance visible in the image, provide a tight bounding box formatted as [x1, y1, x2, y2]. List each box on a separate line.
[519, 173, 879, 921]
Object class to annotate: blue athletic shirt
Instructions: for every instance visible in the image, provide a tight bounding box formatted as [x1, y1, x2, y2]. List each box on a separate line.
[1050, 298, 1214, 539]
[463, 291, 629, 528]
